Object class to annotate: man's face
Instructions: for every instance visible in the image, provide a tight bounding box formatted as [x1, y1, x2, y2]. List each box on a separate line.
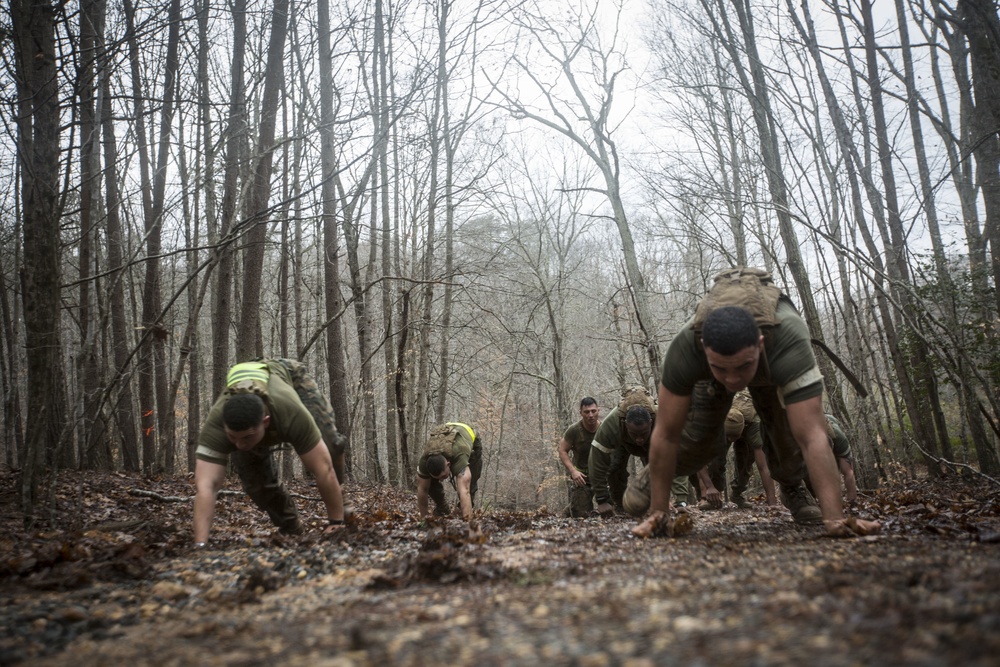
[224, 415, 270, 451]
[433, 460, 452, 481]
[704, 337, 764, 393]
[625, 421, 651, 448]
[580, 403, 600, 431]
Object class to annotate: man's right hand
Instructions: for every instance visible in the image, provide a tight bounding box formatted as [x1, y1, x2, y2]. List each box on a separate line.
[570, 469, 587, 487]
[701, 486, 723, 509]
[632, 509, 668, 538]
[597, 502, 614, 517]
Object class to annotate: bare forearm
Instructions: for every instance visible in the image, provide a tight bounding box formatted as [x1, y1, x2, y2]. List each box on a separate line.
[458, 488, 473, 521]
[558, 444, 575, 475]
[315, 471, 344, 522]
[193, 488, 216, 543]
[648, 438, 678, 513]
[696, 467, 716, 494]
[801, 436, 844, 521]
[416, 486, 429, 517]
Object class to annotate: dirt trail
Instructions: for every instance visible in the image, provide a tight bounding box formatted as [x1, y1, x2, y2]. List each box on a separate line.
[2, 472, 998, 666]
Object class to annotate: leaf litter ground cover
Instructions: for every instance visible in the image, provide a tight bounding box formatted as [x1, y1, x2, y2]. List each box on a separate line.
[1, 470, 999, 666]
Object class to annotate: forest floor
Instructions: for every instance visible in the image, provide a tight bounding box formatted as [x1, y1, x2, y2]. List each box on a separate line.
[1, 468, 999, 666]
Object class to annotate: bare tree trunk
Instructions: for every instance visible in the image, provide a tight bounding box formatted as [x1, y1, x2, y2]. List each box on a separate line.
[951, 0, 1000, 475]
[97, 27, 140, 472]
[433, 0, 455, 425]
[77, 0, 104, 470]
[859, 0, 947, 461]
[13, 0, 69, 524]
[123, 0, 180, 473]
[212, 0, 248, 393]
[376, 0, 400, 485]
[0, 265, 25, 469]
[235, 0, 291, 361]
[791, 0, 924, 460]
[316, 0, 353, 477]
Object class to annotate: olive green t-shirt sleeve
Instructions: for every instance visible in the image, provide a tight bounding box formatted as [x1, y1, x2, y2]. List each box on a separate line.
[661, 318, 710, 396]
[448, 430, 473, 476]
[767, 300, 823, 404]
[195, 394, 233, 465]
[827, 418, 852, 460]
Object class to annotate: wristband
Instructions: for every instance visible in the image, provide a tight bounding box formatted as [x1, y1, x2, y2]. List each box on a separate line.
[329, 519, 344, 525]
[193, 542, 207, 548]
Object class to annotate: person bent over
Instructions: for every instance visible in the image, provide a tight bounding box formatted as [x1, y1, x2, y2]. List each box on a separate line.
[193, 359, 349, 546]
[633, 268, 879, 539]
[416, 422, 483, 521]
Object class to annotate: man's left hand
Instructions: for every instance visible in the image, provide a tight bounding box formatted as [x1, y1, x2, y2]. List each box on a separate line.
[824, 517, 881, 537]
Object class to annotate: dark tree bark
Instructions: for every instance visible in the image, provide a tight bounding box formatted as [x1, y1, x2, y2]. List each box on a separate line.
[235, 0, 291, 362]
[12, 0, 69, 524]
[316, 0, 353, 476]
[77, 0, 105, 469]
[97, 13, 140, 472]
[212, 0, 248, 394]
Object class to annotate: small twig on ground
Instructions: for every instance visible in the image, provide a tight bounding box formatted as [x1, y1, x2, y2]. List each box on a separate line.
[129, 489, 243, 502]
[908, 436, 1000, 489]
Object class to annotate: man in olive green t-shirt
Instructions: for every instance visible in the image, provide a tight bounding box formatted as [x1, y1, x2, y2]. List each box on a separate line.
[633, 270, 879, 539]
[416, 422, 482, 521]
[557, 397, 601, 517]
[193, 358, 349, 546]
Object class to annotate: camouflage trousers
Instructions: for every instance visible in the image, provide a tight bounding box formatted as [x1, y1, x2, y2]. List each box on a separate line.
[231, 358, 348, 533]
[567, 482, 594, 517]
[703, 418, 763, 500]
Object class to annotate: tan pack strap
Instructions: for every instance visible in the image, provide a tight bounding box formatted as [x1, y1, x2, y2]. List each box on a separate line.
[226, 362, 270, 388]
[810, 338, 868, 398]
[446, 422, 476, 443]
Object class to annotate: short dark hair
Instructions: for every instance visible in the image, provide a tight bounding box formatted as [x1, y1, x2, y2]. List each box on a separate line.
[580, 397, 597, 408]
[223, 393, 266, 432]
[625, 405, 652, 427]
[702, 306, 760, 355]
[425, 453, 448, 477]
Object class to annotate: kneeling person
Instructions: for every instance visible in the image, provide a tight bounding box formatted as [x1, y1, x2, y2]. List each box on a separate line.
[416, 422, 483, 521]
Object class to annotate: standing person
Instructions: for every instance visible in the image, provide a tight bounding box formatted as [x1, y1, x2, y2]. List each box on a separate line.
[557, 397, 601, 517]
[632, 268, 879, 538]
[416, 422, 483, 521]
[193, 358, 350, 546]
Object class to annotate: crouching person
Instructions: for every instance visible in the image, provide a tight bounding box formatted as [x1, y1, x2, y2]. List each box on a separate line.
[192, 359, 349, 547]
[416, 422, 483, 521]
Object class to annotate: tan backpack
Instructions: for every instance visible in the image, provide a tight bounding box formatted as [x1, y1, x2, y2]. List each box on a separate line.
[224, 361, 270, 398]
[425, 424, 460, 457]
[617, 385, 655, 424]
[691, 267, 785, 336]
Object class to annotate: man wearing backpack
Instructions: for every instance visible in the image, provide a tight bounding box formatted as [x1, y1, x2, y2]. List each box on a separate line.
[416, 422, 482, 521]
[589, 387, 690, 516]
[192, 358, 350, 546]
[632, 268, 880, 538]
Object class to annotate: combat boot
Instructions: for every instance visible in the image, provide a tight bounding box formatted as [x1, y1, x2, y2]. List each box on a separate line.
[780, 481, 823, 525]
[732, 492, 749, 509]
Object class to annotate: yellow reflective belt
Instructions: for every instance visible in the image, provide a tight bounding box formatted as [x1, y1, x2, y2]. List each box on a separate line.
[446, 422, 476, 442]
[226, 362, 270, 387]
